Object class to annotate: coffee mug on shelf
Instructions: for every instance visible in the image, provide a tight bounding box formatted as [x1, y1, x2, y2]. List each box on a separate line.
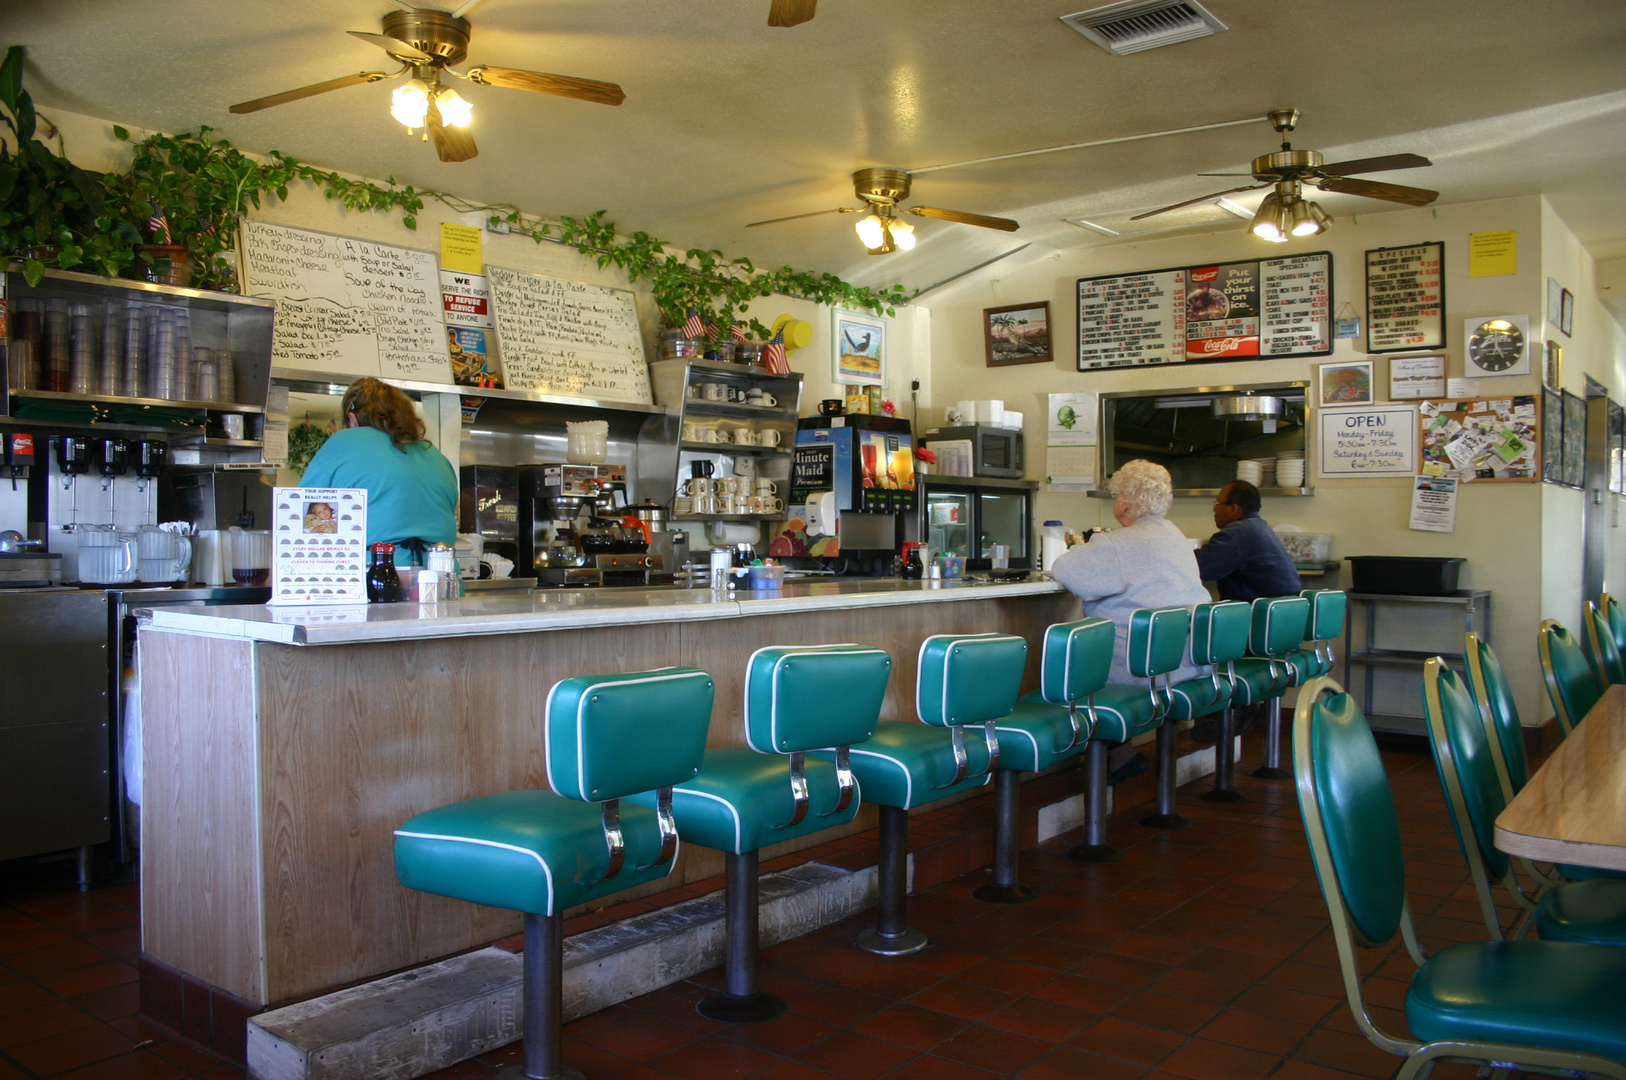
[718, 494, 739, 514]
[686, 382, 703, 399]
[753, 478, 778, 496]
[702, 383, 726, 401]
[686, 477, 714, 496]
[756, 429, 782, 447]
[704, 427, 728, 443]
[694, 495, 717, 515]
[749, 496, 783, 515]
[733, 429, 757, 446]
[682, 423, 704, 442]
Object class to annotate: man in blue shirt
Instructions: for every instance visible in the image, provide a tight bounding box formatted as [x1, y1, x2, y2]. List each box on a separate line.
[1196, 481, 1301, 602]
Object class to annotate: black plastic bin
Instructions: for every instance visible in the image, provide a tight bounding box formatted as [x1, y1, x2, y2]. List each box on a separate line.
[1347, 556, 1465, 596]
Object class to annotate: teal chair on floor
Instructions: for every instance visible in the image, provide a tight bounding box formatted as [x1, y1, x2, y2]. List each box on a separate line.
[1539, 619, 1600, 735]
[825, 632, 1025, 954]
[1165, 601, 1251, 807]
[1294, 675, 1626, 1080]
[1585, 600, 1626, 686]
[1068, 606, 1190, 861]
[642, 643, 891, 1021]
[1602, 593, 1626, 657]
[1422, 657, 1626, 946]
[976, 617, 1114, 904]
[1287, 589, 1347, 682]
[394, 667, 715, 1080]
[1230, 594, 1311, 780]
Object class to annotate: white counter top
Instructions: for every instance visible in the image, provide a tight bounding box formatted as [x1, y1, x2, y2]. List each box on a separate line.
[140, 577, 1067, 645]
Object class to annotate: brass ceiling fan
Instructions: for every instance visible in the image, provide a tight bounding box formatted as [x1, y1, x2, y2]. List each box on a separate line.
[768, 0, 818, 26]
[746, 167, 1018, 254]
[1134, 109, 1438, 241]
[227, 7, 624, 163]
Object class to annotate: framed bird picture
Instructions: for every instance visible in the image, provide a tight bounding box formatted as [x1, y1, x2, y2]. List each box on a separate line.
[833, 309, 886, 386]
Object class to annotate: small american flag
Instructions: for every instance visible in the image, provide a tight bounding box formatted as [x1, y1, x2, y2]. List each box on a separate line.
[148, 204, 171, 244]
[730, 322, 747, 343]
[763, 326, 790, 374]
[682, 308, 705, 340]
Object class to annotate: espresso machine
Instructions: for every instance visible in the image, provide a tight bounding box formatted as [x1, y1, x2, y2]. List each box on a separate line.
[517, 463, 659, 587]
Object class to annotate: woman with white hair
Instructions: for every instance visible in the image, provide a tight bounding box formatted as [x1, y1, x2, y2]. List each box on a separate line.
[1049, 459, 1209, 688]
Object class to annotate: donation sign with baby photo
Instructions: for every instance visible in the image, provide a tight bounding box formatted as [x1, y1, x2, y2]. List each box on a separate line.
[268, 486, 369, 605]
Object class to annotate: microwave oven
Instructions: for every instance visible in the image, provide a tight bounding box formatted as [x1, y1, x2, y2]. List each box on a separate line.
[924, 424, 1024, 479]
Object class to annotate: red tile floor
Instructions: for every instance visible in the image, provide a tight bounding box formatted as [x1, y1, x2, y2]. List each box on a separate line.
[0, 733, 1514, 1080]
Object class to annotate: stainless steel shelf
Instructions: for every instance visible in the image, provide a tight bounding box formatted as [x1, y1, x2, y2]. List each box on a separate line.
[1087, 486, 1313, 499]
[11, 389, 266, 413]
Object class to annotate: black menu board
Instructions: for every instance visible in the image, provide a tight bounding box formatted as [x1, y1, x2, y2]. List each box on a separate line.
[1366, 242, 1445, 353]
[1077, 252, 1331, 370]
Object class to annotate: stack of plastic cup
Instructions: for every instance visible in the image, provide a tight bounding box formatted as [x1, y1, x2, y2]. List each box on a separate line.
[42, 300, 70, 392]
[173, 311, 193, 401]
[193, 347, 218, 402]
[68, 303, 95, 394]
[215, 349, 236, 403]
[98, 302, 122, 396]
[147, 310, 176, 400]
[121, 307, 144, 397]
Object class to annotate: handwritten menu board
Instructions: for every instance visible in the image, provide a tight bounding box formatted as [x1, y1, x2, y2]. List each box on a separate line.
[241, 220, 453, 382]
[1077, 252, 1330, 370]
[485, 266, 652, 405]
[1366, 242, 1445, 352]
[1316, 404, 1418, 478]
[1417, 396, 1538, 482]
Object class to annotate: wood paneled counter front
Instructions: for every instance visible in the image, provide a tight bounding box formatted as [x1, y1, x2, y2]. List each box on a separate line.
[138, 579, 1072, 1008]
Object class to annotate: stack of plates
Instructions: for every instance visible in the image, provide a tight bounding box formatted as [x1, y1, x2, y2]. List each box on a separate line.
[1276, 451, 1305, 489]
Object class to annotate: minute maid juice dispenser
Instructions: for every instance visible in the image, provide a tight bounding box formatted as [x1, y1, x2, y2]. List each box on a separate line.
[794, 414, 917, 515]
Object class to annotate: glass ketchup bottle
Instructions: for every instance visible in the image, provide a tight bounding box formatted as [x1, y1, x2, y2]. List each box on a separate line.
[367, 542, 402, 603]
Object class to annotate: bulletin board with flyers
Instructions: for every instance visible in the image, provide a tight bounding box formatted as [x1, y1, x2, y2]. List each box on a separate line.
[1417, 395, 1539, 483]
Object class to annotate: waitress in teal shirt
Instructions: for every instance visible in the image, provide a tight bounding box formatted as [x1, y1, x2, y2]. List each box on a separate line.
[300, 378, 458, 564]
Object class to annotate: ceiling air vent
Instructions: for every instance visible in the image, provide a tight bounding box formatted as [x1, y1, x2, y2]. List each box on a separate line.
[1060, 0, 1227, 55]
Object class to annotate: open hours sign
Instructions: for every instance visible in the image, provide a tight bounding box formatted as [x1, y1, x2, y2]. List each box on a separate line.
[1317, 405, 1418, 478]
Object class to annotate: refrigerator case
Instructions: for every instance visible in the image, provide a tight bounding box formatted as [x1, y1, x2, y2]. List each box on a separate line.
[921, 477, 1033, 570]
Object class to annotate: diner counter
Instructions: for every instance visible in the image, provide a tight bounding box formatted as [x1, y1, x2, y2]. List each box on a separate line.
[140, 577, 1066, 644]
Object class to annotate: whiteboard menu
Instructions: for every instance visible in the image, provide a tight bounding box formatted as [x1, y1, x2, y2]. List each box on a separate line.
[1077, 252, 1332, 370]
[240, 220, 453, 382]
[485, 266, 652, 405]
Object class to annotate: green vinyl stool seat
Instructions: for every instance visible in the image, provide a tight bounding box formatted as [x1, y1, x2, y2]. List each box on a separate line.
[644, 643, 890, 1022]
[978, 618, 1113, 904]
[1295, 677, 1626, 1080]
[1231, 594, 1311, 780]
[1070, 606, 1190, 861]
[1585, 599, 1626, 686]
[1603, 593, 1626, 657]
[1168, 601, 1252, 806]
[1539, 619, 1600, 735]
[825, 632, 1023, 955]
[395, 667, 714, 1080]
[1534, 880, 1626, 944]
[1284, 589, 1346, 680]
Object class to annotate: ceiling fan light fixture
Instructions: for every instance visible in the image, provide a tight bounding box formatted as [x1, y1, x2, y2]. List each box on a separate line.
[890, 217, 916, 250]
[391, 79, 431, 128]
[855, 212, 886, 249]
[1288, 197, 1325, 237]
[1250, 193, 1287, 241]
[435, 86, 473, 128]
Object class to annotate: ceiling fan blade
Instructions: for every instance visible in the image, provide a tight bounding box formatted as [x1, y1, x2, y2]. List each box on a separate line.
[466, 65, 625, 106]
[1316, 152, 1432, 177]
[346, 30, 434, 64]
[744, 207, 858, 228]
[1316, 176, 1438, 206]
[1196, 172, 1259, 178]
[229, 70, 393, 114]
[1129, 184, 1267, 221]
[905, 206, 1019, 232]
[768, 0, 818, 26]
[427, 99, 478, 162]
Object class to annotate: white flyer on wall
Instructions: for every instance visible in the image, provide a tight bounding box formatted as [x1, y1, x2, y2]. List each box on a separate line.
[1046, 392, 1097, 490]
[1316, 404, 1418, 477]
[268, 486, 369, 605]
[1409, 475, 1458, 533]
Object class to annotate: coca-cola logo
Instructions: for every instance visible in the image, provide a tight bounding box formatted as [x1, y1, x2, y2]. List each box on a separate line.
[1201, 337, 1245, 355]
[1189, 267, 1219, 283]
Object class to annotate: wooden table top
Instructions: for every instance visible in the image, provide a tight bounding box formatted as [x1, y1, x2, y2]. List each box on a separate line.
[1495, 683, 1626, 870]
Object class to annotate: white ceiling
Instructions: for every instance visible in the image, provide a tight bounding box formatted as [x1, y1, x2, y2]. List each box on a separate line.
[5, 0, 1626, 295]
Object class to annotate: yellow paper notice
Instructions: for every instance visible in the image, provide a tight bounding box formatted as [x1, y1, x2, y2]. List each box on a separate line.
[1468, 230, 1516, 277]
[440, 223, 483, 273]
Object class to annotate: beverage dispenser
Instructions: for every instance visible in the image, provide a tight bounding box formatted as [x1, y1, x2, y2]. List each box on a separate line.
[47, 433, 161, 582]
[784, 415, 917, 562]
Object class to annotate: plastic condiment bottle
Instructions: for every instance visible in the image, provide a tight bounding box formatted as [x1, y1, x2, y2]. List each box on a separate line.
[900, 542, 924, 580]
[367, 542, 402, 603]
[1042, 521, 1068, 571]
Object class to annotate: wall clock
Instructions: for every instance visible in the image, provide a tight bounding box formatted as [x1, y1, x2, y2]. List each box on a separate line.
[1462, 314, 1531, 377]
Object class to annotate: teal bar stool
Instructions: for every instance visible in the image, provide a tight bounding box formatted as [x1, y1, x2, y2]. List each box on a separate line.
[1070, 606, 1190, 862]
[1584, 600, 1625, 685]
[824, 632, 1025, 954]
[977, 617, 1114, 904]
[1229, 594, 1311, 780]
[1538, 619, 1600, 735]
[394, 667, 715, 1080]
[1422, 657, 1626, 946]
[642, 643, 891, 1022]
[1294, 676, 1626, 1080]
[1164, 601, 1251, 807]
[1287, 589, 1347, 681]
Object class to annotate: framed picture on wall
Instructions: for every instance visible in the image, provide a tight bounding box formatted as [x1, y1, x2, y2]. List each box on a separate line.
[1560, 288, 1575, 337]
[832, 308, 885, 386]
[1542, 388, 1564, 484]
[1546, 341, 1564, 390]
[983, 301, 1052, 367]
[1315, 360, 1374, 407]
[1608, 399, 1624, 495]
[1562, 388, 1587, 488]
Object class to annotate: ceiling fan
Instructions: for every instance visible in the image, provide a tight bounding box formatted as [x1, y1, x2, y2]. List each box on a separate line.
[227, 8, 625, 163]
[768, 0, 817, 26]
[1133, 109, 1438, 240]
[746, 167, 1018, 254]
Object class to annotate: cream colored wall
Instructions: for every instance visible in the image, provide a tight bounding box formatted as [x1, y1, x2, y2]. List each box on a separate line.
[923, 195, 1561, 725]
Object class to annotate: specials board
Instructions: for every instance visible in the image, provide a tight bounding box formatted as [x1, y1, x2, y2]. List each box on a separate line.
[1366, 242, 1445, 353]
[241, 220, 453, 382]
[484, 266, 652, 405]
[1078, 252, 1331, 370]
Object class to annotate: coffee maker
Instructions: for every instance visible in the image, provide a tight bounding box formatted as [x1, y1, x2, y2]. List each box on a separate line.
[517, 463, 658, 587]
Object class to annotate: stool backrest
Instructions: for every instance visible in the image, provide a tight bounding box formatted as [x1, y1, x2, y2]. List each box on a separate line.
[1037, 617, 1114, 704]
[1463, 633, 1530, 797]
[1126, 606, 1191, 679]
[1249, 595, 1310, 657]
[1603, 592, 1626, 656]
[1422, 659, 1512, 896]
[1189, 601, 1251, 667]
[745, 644, 891, 753]
[1583, 600, 1625, 686]
[916, 632, 1027, 727]
[545, 668, 714, 802]
[1305, 589, 1347, 644]
[1538, 619, 1599, 735]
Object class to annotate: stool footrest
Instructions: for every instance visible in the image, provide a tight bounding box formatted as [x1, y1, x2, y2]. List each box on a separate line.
[696, 992, 786, 1024]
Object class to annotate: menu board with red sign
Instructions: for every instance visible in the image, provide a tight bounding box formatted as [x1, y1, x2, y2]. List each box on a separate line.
[1365, 242, 1445, 353]
[1077, 252, 1331, 370]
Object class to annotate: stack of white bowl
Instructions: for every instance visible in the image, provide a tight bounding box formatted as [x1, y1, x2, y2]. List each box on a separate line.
[1236, 459, 1263, 486]
[1276, 451, 1305, 489]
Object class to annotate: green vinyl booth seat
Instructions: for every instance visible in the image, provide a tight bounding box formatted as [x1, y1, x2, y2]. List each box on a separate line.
[1295, 678, 1626, 1080]
[1422, 659, 1626, 946]
[1539, 619, 1601, 735]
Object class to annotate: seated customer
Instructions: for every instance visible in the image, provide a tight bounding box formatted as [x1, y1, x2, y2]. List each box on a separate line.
[1196, 480, 1301, 602]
